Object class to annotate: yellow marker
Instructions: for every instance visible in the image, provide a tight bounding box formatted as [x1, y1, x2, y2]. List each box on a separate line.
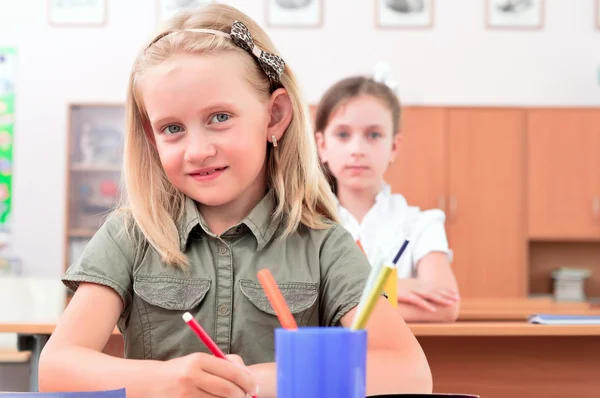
[351, 265, 394, 330]
[383, 267, 398, 308]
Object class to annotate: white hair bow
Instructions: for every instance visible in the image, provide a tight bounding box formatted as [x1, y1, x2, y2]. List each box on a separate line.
[373, 61, 399, 92]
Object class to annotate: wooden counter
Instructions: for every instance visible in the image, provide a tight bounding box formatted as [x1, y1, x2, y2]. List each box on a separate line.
[0, 323, 120, 335]
[3, 321, 600, 337]
[412, 321, 600, 398]
[0, 349, 31, 363]
[457, 297, 600, 321]
[5, 297, 597, 331]
[2, 321, 599, 397]
[411, 321, 600, 336]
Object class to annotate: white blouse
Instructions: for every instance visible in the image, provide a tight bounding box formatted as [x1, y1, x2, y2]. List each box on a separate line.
[337, 183, 453, 279]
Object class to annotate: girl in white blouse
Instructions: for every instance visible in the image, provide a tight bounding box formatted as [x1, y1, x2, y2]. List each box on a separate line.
[315, 76, 460, 322]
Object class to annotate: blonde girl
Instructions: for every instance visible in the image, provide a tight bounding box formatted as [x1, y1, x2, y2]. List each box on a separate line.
[39, 5, 431, 397]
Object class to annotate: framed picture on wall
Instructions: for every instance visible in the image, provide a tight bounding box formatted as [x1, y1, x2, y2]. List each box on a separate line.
[486, 0, 544, 30]
[375, 0, 434, 29]
[596, 0, 600, 30]
[158, 0, 214, 24]
[266, 0, 323, 28]
[48, 0, 107, 27]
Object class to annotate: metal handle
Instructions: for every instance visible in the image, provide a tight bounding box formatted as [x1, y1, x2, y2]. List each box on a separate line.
[593, 197, 600, 221]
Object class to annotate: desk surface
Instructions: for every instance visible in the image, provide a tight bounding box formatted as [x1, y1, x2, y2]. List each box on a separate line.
[2, 321, 600, 337]
[3, 297, 599, 336]
[0, 349, 31, 363]
[410, 321, 600, 336]
[0, 323, 121, 335]
[458, 297, 600, 321]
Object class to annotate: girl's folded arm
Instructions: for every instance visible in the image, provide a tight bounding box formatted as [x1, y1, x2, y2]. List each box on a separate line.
[410, 252, 460, 322]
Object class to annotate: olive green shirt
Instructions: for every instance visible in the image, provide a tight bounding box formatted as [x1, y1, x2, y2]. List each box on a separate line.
[62, 192, 371, 365]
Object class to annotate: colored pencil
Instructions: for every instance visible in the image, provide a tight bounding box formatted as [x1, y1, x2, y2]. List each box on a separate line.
[392, 240, 409, 265]
[257, 268, 298, 330]
[352, 264, 394, 330]
[182, 313, 258, 398]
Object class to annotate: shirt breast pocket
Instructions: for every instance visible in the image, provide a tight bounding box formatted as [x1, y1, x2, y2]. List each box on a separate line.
[132, 275, 211, 358]
[238, 279, 319, 328]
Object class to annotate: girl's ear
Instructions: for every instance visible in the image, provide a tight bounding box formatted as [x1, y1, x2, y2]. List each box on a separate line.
[267, 88, 293, 144]
[315, 131, 327, 163]
[389, 131, 402, 163]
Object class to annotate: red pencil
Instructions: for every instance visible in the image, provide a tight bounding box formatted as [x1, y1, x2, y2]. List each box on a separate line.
[182, 312, 257, 398]
[182, 312, 226, 359]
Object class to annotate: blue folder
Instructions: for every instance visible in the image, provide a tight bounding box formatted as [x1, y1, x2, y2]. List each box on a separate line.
[528, 314, 600, 325]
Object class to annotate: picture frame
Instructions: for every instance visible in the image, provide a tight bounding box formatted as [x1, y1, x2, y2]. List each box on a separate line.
[486, 0, 544, 30]
[48, 0, 107, 27]
[596, 0, 600, 30]
[265, 0, 323, 28]
[157, 0, 215, 24]
[375, 0, 434, 29]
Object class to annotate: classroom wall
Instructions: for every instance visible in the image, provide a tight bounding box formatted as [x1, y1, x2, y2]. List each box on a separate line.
[0, 0, 598, 391]
[0, 0, 598, 280]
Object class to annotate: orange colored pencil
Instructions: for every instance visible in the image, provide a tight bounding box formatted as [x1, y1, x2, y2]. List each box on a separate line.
[257, 269, 298, 330]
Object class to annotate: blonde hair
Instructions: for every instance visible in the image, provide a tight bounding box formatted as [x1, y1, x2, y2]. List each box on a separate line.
[121, 4, 338, 268]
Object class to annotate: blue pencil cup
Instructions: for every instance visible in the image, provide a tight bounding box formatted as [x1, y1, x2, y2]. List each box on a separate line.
[275, 327, 367, 398]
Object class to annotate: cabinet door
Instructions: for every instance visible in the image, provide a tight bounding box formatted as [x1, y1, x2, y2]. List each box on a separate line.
[385, 107, 447, 211]
[447, 108, 527, 298]
[527, 109, 600, 240]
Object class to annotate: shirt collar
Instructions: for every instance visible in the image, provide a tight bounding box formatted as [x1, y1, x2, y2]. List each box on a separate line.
[178, 192, 279, 251]
[375, 182, 392, 203]
[335, 182, 392, 210]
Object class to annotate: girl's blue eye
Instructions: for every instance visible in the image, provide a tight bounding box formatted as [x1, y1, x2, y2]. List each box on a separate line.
[368, 132, 382, 139]
[162, 125, 184, 135]
[210, 113, 230, 123]
[336, 131, 349, 139]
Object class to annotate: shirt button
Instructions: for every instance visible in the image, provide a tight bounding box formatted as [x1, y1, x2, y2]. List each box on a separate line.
[218, 305, 230, 315]
[219, 245, 228, 255]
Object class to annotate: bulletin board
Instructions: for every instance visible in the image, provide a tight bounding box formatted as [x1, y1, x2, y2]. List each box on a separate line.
[0, 47, 16, 230]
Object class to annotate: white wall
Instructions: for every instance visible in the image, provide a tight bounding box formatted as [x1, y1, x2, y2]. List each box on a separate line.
[0, 0, 599, 278]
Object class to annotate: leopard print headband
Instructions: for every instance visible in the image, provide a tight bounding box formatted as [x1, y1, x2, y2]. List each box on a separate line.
[147, 20, 285, 84]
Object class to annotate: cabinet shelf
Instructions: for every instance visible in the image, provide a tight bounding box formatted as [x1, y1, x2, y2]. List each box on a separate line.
[65, 103, 125, 282]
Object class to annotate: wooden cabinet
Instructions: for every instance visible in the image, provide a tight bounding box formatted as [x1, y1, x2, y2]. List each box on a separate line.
[64, 104, 125, 272]
[385, 107, 447, 211]
[446, 108, 527, 298]
[300, 105, 600, 298]
[387, 107, 527, 298]
[527, 109, 600, 240]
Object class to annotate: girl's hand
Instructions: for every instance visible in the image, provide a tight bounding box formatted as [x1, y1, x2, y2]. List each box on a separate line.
[397, 279, 459, 312]
[156, 352, 257, 398]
